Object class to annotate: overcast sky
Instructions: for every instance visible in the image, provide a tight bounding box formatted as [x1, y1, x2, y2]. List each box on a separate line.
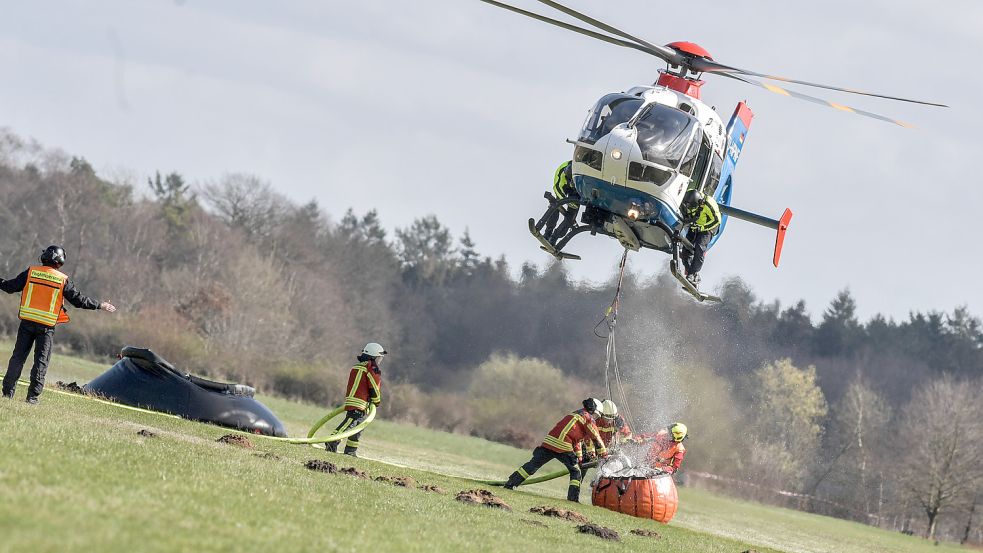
[1, 1, 980, 321]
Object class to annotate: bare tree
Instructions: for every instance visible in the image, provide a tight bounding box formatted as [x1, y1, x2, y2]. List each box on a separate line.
[897, 377, 983, 539]
[200, 173, 289, 241]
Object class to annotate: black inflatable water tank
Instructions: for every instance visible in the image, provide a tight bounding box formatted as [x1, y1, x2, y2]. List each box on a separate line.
[84, 347, 287, 437]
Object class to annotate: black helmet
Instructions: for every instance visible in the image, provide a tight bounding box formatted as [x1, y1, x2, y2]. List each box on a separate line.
[683, 188, 705, 208]
[39, 245, 66, 268]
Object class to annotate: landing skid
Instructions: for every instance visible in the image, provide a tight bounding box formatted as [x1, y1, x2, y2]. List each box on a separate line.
[528, 218, 581, 260]
[670, 244, 721, 303]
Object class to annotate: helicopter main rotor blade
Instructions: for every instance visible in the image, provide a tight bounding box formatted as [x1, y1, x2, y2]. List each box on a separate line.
[690, 58, 948, 108]
[718, 72, 913, 127]
[532, 0, 678, 63]
[475, 0, 668, 58]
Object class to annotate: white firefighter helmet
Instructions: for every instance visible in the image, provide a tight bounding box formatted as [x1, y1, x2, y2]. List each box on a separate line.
[361, 342, 387, 358]
[600, 399, 618, 419]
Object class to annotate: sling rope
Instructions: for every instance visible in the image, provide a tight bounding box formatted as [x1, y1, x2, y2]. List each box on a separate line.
[592, 248, 636, 431]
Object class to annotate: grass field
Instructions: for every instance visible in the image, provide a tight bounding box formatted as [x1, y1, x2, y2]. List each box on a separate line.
[0, 345, 965, 552]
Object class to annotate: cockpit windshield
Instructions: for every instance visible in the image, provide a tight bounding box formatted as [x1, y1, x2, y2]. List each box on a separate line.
[578, 93, 643, 145]
[634, 103, 698, 169]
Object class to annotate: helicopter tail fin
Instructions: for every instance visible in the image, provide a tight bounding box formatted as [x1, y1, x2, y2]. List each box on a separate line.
[718, 205, 793, 267]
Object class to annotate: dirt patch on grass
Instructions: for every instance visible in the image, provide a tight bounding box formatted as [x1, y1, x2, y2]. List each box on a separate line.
[305, 459, 338, 473]
[255, 451, 281, 460]
[216, 434, 254, 449]
[136, 429, 157, 438]
[576, 523, 620, 541]
[529, 505, 589, 524]
[55, 381, 86, 394]
[520, 519, 548, 528]
[374, 475, 416, 488]
[455, 489, 511, 511]
[419, 484, 447, 494]
[630, 529, 661, 539]
[339, 467, 369, 479]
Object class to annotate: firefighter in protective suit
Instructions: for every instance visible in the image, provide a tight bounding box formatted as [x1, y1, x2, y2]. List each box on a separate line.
[326, 342, 386, 457]
[1, 246, 116, 403]
[680, 189, 721, 287]
[540, 161, 580, 246]
[635, 422, 688, 474]
[504, 398, 608, 502]
[597, 399, 633, 447]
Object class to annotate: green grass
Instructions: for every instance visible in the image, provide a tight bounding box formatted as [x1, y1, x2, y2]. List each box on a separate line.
[0, 343, 966, 553]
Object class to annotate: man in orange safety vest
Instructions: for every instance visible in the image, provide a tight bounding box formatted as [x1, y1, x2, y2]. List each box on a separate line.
[325, 342, 386, 457]
[1, 246, 116, 403]
[635, 422, 688, 474]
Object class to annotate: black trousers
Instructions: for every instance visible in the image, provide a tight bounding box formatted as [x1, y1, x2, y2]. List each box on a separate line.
[2, 320, 55, 400]
[326, 409, 366, 453]
[506, 446, 583, 501]
[682, 229, 715, 275]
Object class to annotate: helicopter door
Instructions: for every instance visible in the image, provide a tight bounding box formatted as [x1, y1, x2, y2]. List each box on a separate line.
[687, 136, 713, 191]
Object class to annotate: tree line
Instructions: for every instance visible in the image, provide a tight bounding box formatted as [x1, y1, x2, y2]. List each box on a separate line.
[0, 130, 980, 543]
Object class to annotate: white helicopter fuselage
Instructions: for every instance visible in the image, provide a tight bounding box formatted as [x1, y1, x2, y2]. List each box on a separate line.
[570, 84, 728, 251]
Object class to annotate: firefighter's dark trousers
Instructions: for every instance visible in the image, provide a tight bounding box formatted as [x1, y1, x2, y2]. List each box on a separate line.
[325, 409, 367, 454]
[542, 192, 581, 245]
[505, 446, 583, 502]
[682, 229, 715, 275]
[2, 320, 54, 401]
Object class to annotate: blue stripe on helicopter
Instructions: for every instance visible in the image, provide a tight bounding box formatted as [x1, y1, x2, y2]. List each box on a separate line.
[573, 174, 682, 230]
[709, 102, 754, 249]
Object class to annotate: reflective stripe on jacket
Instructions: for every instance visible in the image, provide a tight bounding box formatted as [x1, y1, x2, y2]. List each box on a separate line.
[597, 414, 633, 447]
[686, 196, 721, 233]
[542, 409, 607, 459]
[18, 265, 68, 327]
[344, 360, 382, 411]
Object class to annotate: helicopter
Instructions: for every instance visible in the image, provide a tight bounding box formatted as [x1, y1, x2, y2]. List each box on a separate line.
[476, 0, 947, 302]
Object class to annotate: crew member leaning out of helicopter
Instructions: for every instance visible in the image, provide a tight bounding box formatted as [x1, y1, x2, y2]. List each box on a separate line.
[541, 160, 580, 246]
[680, 189, 721, 286]
[504, 398, 608, 502]
[634, 422, 688, 474]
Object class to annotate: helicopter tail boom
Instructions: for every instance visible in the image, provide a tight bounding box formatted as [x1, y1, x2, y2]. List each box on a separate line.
[718, 204, 793, 267]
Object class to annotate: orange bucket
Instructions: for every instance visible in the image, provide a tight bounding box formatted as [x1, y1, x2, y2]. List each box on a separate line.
[591, 474, 679, 523]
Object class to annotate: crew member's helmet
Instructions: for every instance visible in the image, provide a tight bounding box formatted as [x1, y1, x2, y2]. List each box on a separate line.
[582, 397, 602, 416]
[40, 245, 66, 269]
[682, 189, 705, 210]
[361, 342, 387, 359]
[669, 422, 688, 442]
[600, 399, 618, 420]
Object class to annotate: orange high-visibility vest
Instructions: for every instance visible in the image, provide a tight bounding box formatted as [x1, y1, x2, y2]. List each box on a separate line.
[18, 265, 68, 327]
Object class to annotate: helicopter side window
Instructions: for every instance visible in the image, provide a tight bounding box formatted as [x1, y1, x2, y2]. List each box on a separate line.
[703, 152, 724, 197]
[579, 94, 643, 145]
[679, 133, 703, 178]
[687, 137, 712, 187]
[634, 104, 697, 168]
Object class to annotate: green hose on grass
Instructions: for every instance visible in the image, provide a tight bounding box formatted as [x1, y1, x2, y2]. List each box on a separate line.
[475, 459, 598, 487]
[14, 379, 375, 445]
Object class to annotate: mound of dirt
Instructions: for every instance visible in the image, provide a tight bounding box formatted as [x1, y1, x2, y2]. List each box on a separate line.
[630, 529, 661, 539]
[529, 506, 589, 524]
[339, 467, 369, 479]
[374, 475, 416, 488]
[576, 523, 620, 541]
[55, 381, 85, 394]
[418, 484, 447, 494]
[136, 429, 157, 438]
[255, 452, 281, 460]
[455, 489, 512, 511]
[304, 459, 338, 473]
[216, 434, 254, 449]
[520, 519, 548, 528]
